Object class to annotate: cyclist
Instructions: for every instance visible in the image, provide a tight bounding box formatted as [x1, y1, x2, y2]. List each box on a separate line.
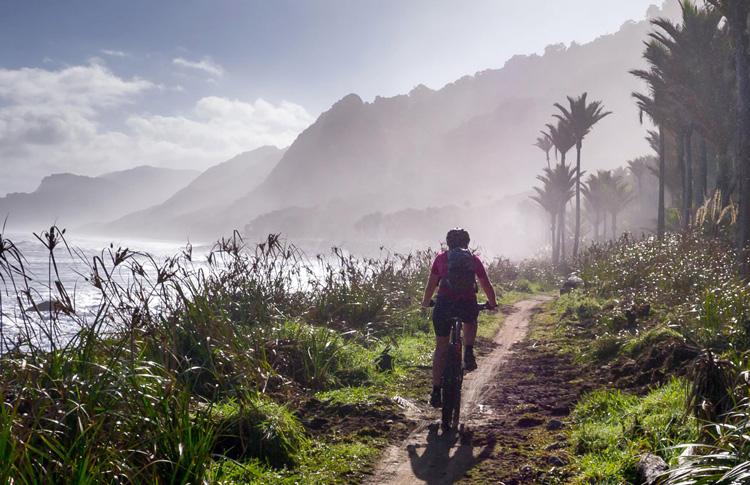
[421, 228, 498, 408]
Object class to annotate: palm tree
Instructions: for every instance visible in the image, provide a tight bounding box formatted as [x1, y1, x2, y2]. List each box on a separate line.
[542, 120, 577, 260]
[543, 120, 576, 166]
[553, 93, 612, 257]
[632, 52, 670, 238]
[532, 164, 576, 264]
[583, 172, 608, 241]
[632, 2, 733, 234]
[600, 170, 632, 238]
[531, 176, 559, 262]
[534, 134, 554, 169]
[648, 2, 731, 229]
[627, 157, 651, 195]
[706, 0, 750, 273]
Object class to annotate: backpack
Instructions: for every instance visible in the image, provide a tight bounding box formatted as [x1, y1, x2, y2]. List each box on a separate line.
[441, 248, 477, 293]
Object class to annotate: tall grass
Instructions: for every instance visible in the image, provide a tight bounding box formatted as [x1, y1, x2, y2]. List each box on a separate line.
[0, 228, 447, 482]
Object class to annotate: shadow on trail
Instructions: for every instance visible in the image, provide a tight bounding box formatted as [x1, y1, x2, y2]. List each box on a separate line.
[406, 423, 496, 484]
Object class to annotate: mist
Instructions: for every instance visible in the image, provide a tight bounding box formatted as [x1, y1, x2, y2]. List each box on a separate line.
[0, 1, 682, 261]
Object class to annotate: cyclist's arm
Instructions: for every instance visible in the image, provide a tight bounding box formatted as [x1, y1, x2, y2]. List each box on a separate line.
[421, 273, 440, 307]
[478, 276, 498, 308]
[475, 258, 498, 308]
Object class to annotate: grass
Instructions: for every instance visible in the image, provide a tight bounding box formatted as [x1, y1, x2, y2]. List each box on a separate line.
[211, 393, 310, 468]
[570, 378, 698, 484]
[0, 228, 552, 484]
[212, 440, 382, 484]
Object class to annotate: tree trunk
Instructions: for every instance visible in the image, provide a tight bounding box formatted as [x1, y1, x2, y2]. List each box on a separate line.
[658, 125, 666, 238]
[682, 128, 694, 229]
[718, 149, 732, 206]
[730, 4, 750, 275]
[698, 136, 708, 205]
[594, 213, 600, 241]
[559, 205, 566, 262]
[551, 212, 558, 264]
[573, 141, 582, 258]
[612, 212, 618, 239]
[677, 130, 687, 229]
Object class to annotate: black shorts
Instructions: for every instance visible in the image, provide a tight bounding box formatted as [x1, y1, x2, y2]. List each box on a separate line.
[432, 297, 479, 337]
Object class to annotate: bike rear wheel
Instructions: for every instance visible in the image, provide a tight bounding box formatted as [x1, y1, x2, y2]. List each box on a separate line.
[452, 381, 462, 429]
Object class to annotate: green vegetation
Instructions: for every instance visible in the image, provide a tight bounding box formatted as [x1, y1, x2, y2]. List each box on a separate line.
[0, 228, 546, 483]
[490, 217, 739, 482]
[549, 231, 750, 483]
[570, 379, 697, 484]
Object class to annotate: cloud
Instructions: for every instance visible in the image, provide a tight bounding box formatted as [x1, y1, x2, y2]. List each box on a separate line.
[100, 49, 129, 58]
[126, 97, 313, 156]
[0, 63, 152, 115]
[173, 56, 224, 77]
[0, 63, 312, 195]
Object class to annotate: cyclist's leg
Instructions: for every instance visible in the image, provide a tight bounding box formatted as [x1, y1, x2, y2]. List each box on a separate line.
[432, 298, 453, 385]
[459, 299, 479, 347]
[460, 301, 480, 371]
[463, 321, 477, 347]
[431, 298, 454, 406]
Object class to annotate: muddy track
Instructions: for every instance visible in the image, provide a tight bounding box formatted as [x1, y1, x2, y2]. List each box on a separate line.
[366, 296, 551, 485]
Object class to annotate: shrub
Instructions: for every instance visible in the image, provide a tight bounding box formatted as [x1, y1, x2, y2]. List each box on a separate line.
[619, 327, 683, 357]
[571, 380, 697, 484]
[263, 321, 372, 390]
[212, 394, 309, 468]
[592, 334, 622, 360]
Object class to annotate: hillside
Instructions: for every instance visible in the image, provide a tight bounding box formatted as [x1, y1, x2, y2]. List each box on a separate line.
[99, 146, 284, 239]
[0, 166, 198, 231]
[203, 2, 680, 247]
[97, 1, 680, 249]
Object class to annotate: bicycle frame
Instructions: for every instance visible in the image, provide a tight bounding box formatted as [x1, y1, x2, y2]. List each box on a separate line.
[441, 317, 464, 431]
[432, 301, 491, 432]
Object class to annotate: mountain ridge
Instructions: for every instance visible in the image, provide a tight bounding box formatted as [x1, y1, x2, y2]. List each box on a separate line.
[0, 165, 199, 231]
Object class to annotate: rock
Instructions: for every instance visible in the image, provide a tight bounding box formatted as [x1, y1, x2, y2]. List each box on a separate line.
[560, 275, 583, 294]
[546, 419, 564, 430]
[517, 416, 545, 428]
[375, 348, 394, 371]
[550, 405, 570, 416]
[545, 441, 566, 451]
[547, 455, 567, 467]
[636, 453, 668, 484]
[25, 299, 62, 314]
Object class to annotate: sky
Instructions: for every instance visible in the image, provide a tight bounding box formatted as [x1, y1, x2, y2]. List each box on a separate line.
[0, 0, 659, 196]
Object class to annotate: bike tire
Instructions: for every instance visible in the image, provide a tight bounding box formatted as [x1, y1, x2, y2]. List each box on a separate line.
[452, 379, 462, 430]
[441, 352, 461, 431]
[441, 372, 456, 430]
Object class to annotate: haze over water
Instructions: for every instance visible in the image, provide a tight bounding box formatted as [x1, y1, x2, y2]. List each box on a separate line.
[0, 232, 210, 343]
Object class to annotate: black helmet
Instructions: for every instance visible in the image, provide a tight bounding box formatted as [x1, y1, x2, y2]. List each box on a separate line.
[446, 228, 470, 249]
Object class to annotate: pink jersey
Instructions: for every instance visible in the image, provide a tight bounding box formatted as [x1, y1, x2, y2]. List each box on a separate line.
[431, 251, 488, 301]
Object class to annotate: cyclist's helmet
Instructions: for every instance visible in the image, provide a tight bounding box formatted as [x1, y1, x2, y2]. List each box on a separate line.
[446, 228, 470, 249]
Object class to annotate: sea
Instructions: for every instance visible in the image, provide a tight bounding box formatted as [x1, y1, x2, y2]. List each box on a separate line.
[0, 231, 211, 348]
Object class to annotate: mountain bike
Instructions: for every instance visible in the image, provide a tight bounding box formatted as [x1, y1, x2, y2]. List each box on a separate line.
[431, 300, 493, 432]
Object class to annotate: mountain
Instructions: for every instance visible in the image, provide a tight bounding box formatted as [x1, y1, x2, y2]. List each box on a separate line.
[0, 166, 198, 231]
[98, 1, 681, 255]
[99, 146, 284, 239]
[205, 1, 681, 245]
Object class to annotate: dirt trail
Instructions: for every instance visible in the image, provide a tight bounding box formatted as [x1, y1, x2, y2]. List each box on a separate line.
[367, 296, 551, 485]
